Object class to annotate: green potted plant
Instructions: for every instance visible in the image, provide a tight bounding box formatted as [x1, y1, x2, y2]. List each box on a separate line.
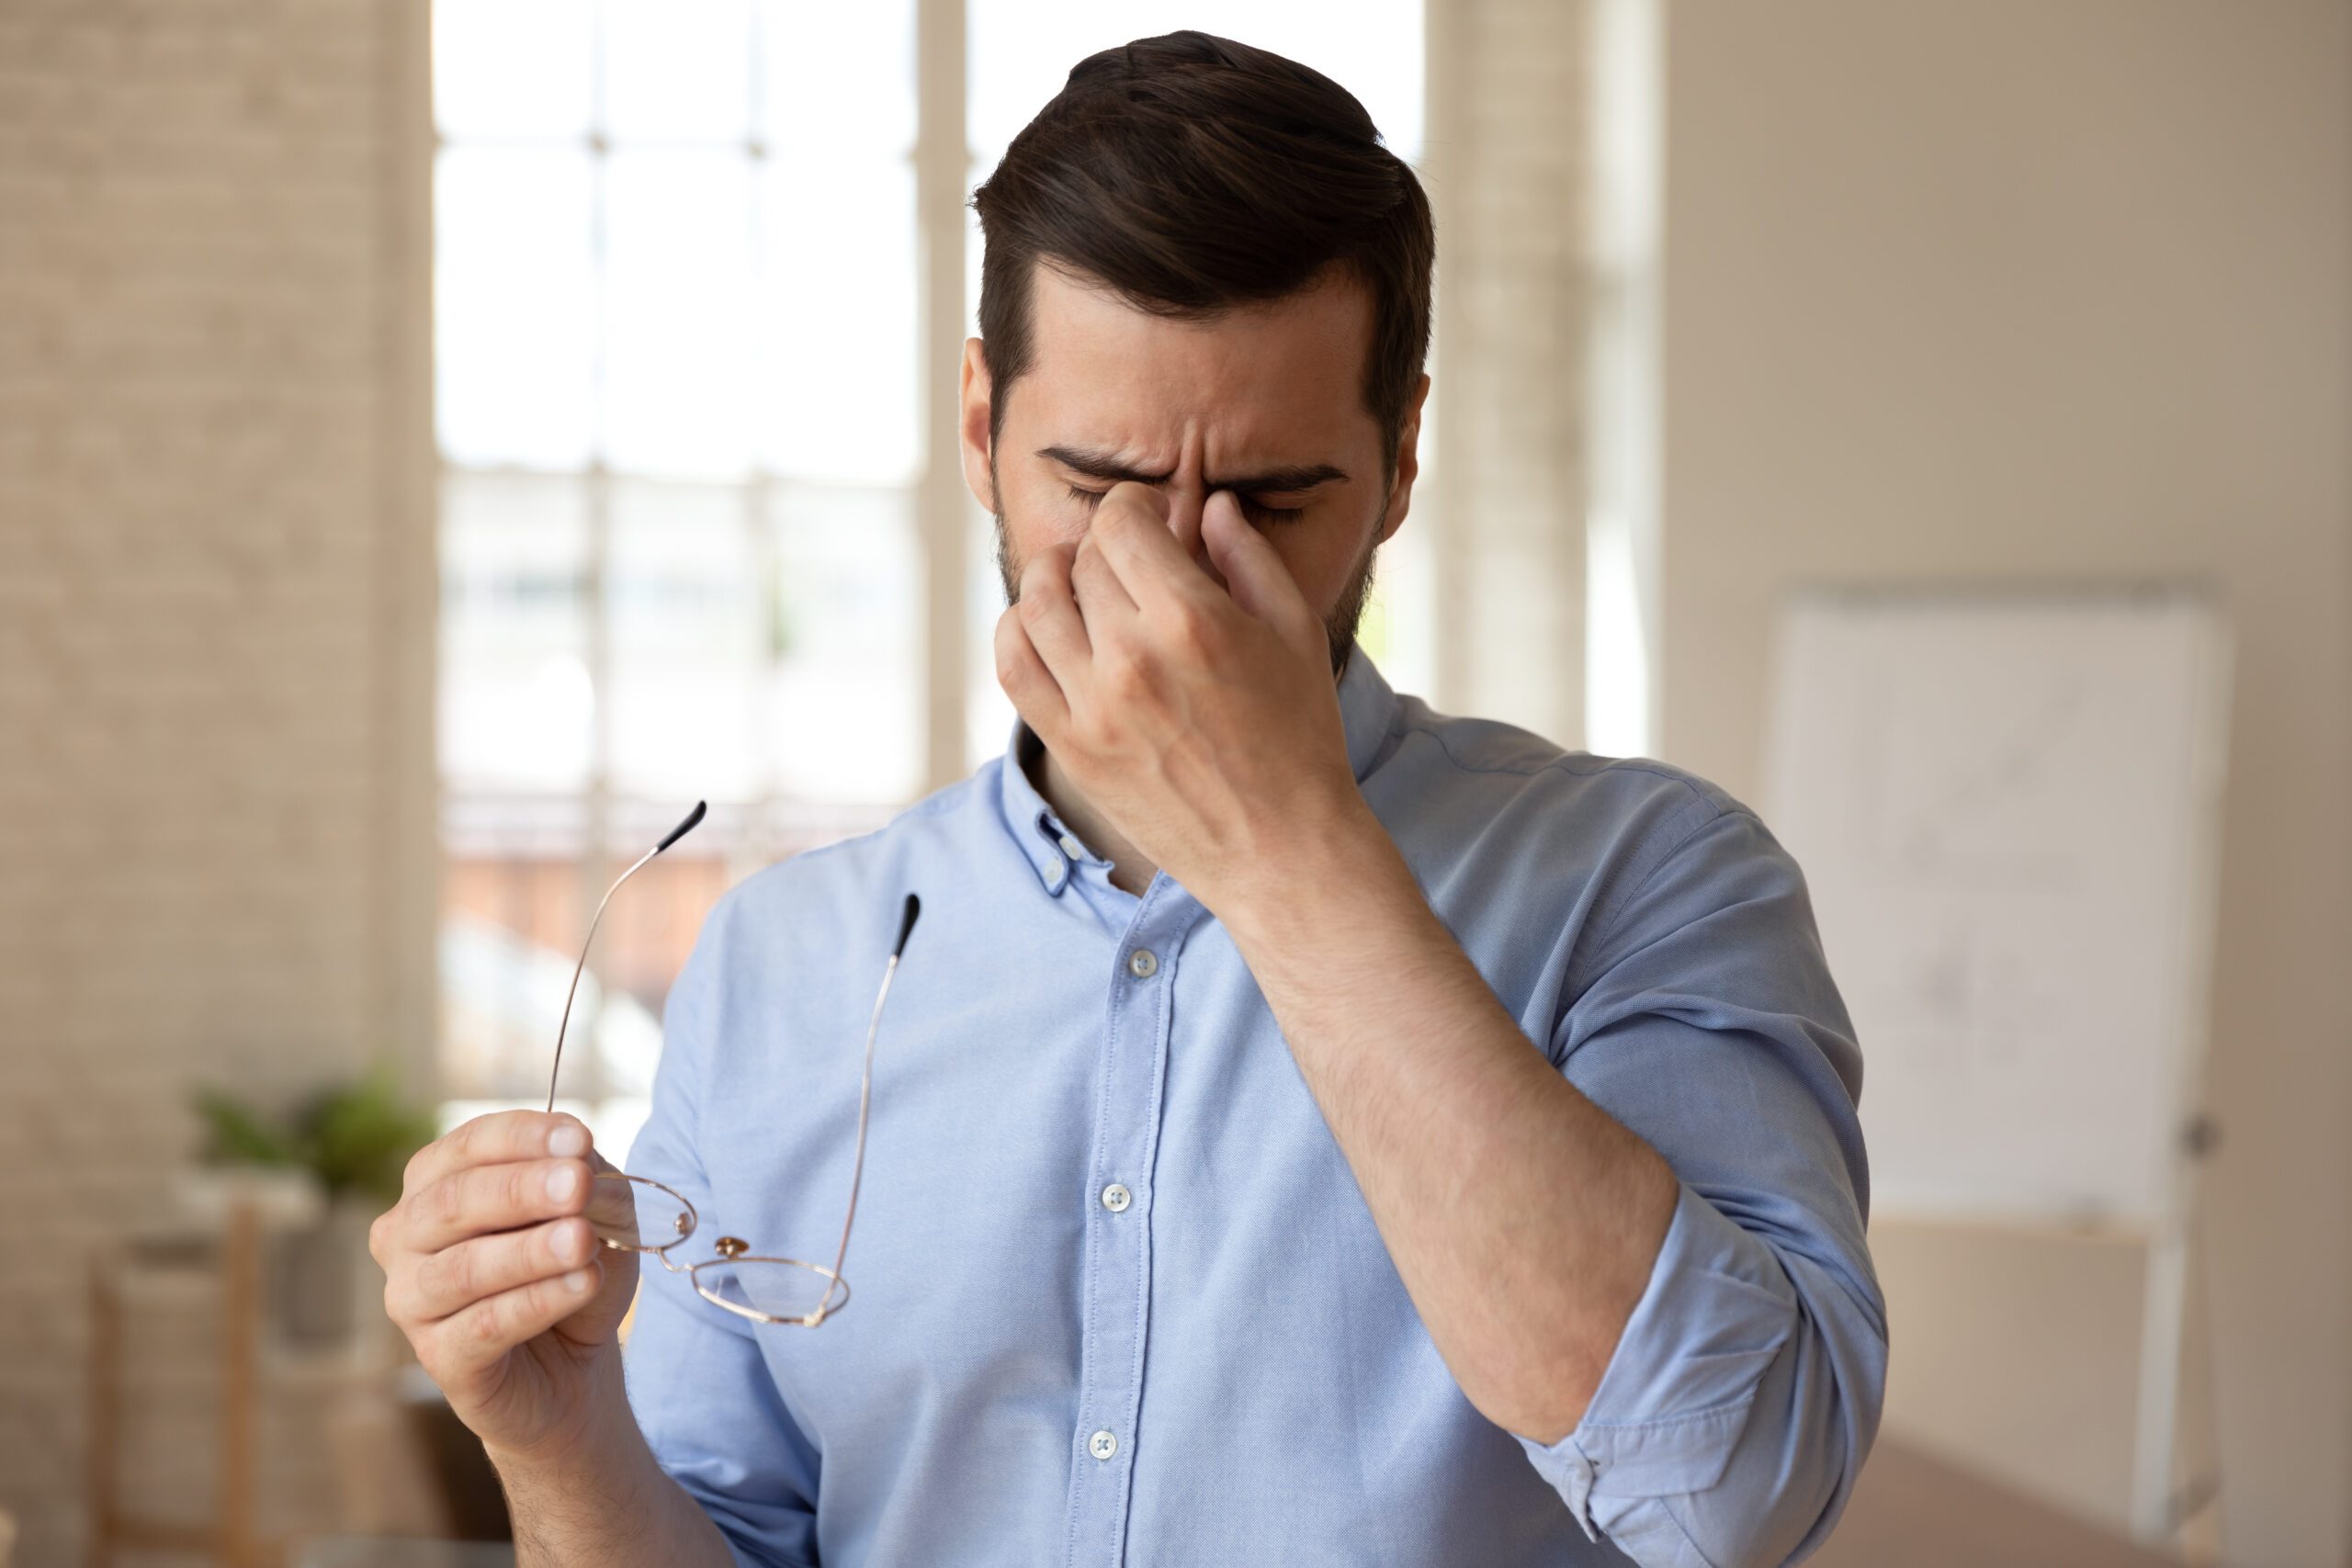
[194, 1066, 438, 1346]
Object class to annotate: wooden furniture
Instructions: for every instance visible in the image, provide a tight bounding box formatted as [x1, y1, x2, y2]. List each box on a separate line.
[85, 1201, 280, 1568]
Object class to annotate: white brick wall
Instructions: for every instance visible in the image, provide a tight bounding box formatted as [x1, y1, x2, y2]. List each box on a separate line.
[0, 2, 434, 1560]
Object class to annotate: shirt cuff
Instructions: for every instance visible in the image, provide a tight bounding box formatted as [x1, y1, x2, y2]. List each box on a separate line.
[1515, 1185, 1797, 1539]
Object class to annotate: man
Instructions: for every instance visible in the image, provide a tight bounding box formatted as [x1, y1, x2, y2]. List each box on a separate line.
[373, 33, 1883, 1568]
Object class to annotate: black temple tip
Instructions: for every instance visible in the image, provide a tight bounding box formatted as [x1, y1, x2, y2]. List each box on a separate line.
[656, 800, 708, 853]
[893, 893, 921, 957]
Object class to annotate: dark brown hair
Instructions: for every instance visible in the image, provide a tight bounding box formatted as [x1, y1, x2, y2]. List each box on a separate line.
[972, 31, 1434, 472]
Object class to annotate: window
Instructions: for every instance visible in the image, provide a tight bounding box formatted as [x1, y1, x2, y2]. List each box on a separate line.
[434, 1, 1427, 1149]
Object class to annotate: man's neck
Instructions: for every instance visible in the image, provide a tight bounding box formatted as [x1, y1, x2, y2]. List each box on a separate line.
[1022, 731, 1160, 896]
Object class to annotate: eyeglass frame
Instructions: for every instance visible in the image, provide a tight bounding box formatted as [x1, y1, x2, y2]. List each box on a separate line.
[545, 800, 920, 1328]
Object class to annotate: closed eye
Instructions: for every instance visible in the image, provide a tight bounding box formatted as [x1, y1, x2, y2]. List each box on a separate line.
[1065, 484, 1305, 525]
[1240, 497, 1307, 526]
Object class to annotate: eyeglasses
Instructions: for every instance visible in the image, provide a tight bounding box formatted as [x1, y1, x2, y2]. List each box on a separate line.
[547, 801, 921, 1327]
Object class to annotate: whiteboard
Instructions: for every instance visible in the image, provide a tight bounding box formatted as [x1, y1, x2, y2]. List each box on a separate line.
[1762, 588, 2230, 1228]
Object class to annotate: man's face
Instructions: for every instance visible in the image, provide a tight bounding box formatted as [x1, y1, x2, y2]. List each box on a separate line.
[959, 264, 1427, 673]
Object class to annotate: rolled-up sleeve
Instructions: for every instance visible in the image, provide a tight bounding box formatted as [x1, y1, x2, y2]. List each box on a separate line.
[622, 892, 824, 1568]
[1521, 804, 1887, 1567]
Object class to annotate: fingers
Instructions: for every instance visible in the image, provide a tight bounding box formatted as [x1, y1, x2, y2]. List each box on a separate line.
[995, 605, 1072, 736]
[403, 1110, 592, 1193]
[393, 1214, 599, 1325]
[430, 1261, 607, 1380]
[1012, 540, 1092, 676]
[1090, 486, 1223, 615]
[1202, 491, 1321, 646]
[401, 1154, 594, 1255]
[1069, 531, 1139, 623]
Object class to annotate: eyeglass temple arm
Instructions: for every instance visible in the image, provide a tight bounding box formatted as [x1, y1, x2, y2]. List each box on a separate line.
[825, 893, 921, 1296]
[546, 801, 707, 1116]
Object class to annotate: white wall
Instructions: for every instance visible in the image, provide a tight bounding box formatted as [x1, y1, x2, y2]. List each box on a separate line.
[0, 2, 435, 1560]
[1659, 4, 2352, 1562]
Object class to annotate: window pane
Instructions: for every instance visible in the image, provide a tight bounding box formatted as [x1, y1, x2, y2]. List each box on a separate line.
[603, 150, 758, 479]
[437, 147, 596, 468]
[968, 2, 1425, 170]
[435, 0, 594, 141]
[605, 0, 753, 143]
[440, 471, 593, 792]
[440, 913, 663, 1100]
[607, 479, 762, 802]
[757, 153, 918, 483]
[762, 0, 916, 154]
[766, 484, 920, 802]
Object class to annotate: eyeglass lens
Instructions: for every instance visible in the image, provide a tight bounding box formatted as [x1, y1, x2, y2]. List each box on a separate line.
[587, 1170, 698, 1254]
[692, 1257, 847, 1325]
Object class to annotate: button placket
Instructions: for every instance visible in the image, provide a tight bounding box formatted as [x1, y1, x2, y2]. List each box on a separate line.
[1061, 891, 1197, 1567]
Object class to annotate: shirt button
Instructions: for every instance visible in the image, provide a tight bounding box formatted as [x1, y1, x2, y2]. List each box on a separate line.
[1101, 1182, 1132, 1213]
[1126, 948, 1159, 978]
[1088, 1429, 1119, 1461]
[1058, 833, 1085, 859]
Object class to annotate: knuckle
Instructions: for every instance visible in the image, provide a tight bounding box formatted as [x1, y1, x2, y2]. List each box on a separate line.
[445, 1302, 494, 1364]
[1102, 649, 1151, 703]
[425, 1172, 463, 1227]
[442, 1241, 481, 1303]
[512, 1277, 556, 1332]
[386, 1255, 434, 1325]
[1169, 601, 1216, 655]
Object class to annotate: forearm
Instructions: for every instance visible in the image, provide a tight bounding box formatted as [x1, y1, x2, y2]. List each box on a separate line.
[489, 1350, 738, 1568]
[1217, 809, 1679, 1442]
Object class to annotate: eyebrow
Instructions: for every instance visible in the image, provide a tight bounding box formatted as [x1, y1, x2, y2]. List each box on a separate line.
[1038, 445, 1350, 494]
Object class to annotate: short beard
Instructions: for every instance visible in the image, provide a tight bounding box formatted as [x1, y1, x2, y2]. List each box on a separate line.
[991, 474, 1380, 681]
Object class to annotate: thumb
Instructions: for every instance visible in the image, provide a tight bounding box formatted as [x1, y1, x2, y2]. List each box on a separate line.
[1202, 492, 1320, 650]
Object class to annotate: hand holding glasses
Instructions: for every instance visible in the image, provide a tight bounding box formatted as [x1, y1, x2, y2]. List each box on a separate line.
[551, 801, 920, 1327]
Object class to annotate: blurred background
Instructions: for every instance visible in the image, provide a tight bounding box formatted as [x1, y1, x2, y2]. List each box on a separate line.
[3, 1, 2346, 1565]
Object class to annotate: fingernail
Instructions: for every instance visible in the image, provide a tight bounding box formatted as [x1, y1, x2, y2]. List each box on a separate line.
[546, 1164, 579, 1202]
[562, 1268, 594, 1295]
[554, 1221, 589, 1265]
[548, 1122, 588, 1157]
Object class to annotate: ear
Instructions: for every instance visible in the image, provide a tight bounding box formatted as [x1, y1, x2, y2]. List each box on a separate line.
[1376, 373, 1433, 545]
[959, 338, 998, 513]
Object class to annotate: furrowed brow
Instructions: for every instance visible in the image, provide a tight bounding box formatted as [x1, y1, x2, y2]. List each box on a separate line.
[1039, 446, 1174, 485]
[1040, 447, 1349, 494]
[1208, 463, 1349, 494]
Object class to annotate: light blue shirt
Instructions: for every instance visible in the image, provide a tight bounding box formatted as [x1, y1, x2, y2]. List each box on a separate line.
[624, 652, 1885, 1568]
